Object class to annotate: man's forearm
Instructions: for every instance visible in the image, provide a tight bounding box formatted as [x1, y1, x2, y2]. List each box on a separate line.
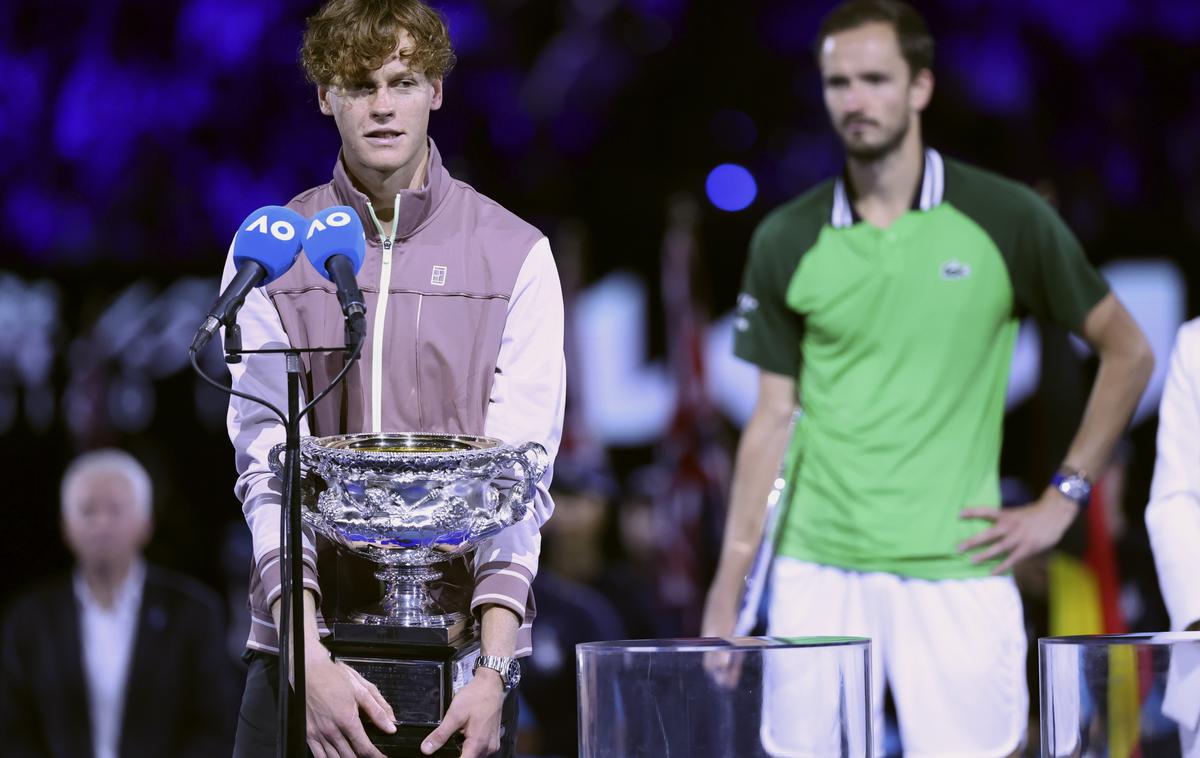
[478, 604, 519, 659]
[1060, 336, 1153, 479]
[271, 590, 327, 670]
[709, 405, 794, 598]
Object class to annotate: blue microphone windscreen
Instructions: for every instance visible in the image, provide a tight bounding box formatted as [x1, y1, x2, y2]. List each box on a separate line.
[303, 206, 367, 277]
[232, 206, 306, 283]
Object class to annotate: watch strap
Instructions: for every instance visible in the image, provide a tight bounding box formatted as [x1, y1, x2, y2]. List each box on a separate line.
[473, 655, 518, 691]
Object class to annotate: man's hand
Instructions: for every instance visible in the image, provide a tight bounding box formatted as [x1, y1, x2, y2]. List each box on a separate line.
[701, 579, 746, 688]
[958, 488, 1080, 574]
[304, 653, 396, 758]
[421, 670, 506, 757]
[700, 576, 741, 640]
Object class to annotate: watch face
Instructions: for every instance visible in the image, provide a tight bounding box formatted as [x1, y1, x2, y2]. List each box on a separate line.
[1056, 475, 1090, 504]
[505, 660, 522, 690]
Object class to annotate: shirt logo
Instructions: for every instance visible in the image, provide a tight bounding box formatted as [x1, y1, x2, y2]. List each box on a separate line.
[940, 260, 971, 280]
[431, 265, 447, 286]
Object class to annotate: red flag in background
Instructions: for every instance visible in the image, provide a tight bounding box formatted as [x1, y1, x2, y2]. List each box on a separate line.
[1049, 465, 1127, 637]
[645, 195, 732, 634]
[1047, 458, 1148, 758]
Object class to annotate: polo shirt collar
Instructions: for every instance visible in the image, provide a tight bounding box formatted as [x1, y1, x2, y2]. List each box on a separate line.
[831, 147, 945, 229]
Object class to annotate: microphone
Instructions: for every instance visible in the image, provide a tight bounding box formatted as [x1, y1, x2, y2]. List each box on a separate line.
[191, 206, 305, 354]
[303, 206, 368, 346]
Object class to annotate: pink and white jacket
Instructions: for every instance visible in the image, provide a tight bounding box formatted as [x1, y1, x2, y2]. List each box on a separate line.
[223, 141, 565, 656]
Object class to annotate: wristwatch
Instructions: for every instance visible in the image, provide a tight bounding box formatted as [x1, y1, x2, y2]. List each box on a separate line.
[1051, 468, 1092, 509]
[473, 655, 521, 692]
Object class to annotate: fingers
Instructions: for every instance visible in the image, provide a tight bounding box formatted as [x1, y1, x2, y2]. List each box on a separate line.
[714, 657, 744, 689]
[348, 671, 396, 733]
[423, 709, 467, 755]
[459, 734, 499, 758]
[993, 546, 1022, 570]
[362, 677, 395, 724]
[968, 534, 1018, 565]
[309, 734, 356, 758]
[702, 650, 743, 689]
[993, 542, 1033, 575]
[959, 507, 1000, 521]
[344, 725, 386, 758]
[308, 700, 385, 758]
[957, 523, 1003, 553]
[329, 730, 365, 758]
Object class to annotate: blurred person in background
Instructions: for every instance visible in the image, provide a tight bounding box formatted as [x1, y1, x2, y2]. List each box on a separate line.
[0, 449, 236, 758]
[701, 1, 1153, 755]
[1146, 319, 1200, 633]
[519, 461, 625, 757]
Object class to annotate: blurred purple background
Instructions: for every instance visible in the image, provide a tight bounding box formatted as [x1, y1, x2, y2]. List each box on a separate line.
[1, 1, 1199, 751]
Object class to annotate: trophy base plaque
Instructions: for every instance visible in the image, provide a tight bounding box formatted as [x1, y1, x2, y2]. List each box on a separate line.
[273, 432, 550, 757]
[328, 622, 480, 758]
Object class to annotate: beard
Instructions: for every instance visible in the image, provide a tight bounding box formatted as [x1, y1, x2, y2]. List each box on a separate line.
[840, 116, 910, 164]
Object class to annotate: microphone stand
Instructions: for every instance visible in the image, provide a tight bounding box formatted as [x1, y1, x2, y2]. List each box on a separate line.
[191, 321, 364, 758]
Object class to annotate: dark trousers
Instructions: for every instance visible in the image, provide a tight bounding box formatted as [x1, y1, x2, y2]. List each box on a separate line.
[234, 653, 519, 758]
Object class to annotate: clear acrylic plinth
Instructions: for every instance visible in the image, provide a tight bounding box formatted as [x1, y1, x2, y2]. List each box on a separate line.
[577, 636, 871, 758]
[1040, 632, 1200, 757]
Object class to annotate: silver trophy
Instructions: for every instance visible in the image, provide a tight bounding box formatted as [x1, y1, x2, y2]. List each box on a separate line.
[268, 432, 548, 755]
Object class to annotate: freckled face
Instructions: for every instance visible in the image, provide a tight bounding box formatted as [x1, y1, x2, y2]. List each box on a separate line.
[319, 36, 443, 185]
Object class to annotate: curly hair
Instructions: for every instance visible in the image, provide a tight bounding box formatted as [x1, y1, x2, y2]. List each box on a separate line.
[301, 0, 457, 87]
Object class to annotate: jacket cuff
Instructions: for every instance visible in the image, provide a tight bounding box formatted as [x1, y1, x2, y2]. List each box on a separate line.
[258, 546, 321, 610]
[470, 560, 534, 620]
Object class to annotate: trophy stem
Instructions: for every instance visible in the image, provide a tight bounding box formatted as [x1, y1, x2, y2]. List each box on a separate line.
[351, 564, 467, 628]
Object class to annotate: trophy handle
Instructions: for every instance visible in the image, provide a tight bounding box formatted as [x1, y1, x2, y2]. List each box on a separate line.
[268, 443, 285, 478]
[268, 441, 330, 539]
[300, 505, 330, 537]
[497, 442, 549, 523]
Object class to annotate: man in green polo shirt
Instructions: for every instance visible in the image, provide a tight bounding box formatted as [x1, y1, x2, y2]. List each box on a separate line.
[701, 1, 1154, 755]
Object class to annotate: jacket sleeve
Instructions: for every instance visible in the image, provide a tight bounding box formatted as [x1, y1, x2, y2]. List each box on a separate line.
[1146, 319, 1200, 631]
[476, 237, 565, 655]
[222, 246, 322, 614]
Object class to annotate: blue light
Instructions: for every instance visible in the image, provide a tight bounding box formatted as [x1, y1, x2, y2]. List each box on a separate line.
[705, 164, 757, 212]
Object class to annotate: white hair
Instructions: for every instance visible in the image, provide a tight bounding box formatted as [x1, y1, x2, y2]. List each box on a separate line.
[60, 449, 153, 522]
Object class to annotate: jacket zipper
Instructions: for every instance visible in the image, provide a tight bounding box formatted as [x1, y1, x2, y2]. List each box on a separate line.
[366, 195, 400, 433]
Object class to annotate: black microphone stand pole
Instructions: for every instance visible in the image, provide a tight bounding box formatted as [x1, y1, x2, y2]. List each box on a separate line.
[279, 349, 307, 757]
[192, 322, 364, 758]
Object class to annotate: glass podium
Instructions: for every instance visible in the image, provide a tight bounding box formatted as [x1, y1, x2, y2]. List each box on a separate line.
[577, 636, 871, 758]
[1040, 632, 1200, 757]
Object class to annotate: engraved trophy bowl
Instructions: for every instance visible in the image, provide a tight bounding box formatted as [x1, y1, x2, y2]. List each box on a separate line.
[269, 432, 548, 630]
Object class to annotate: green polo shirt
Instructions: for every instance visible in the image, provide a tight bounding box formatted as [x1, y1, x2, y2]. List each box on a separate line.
[734, 150, 1108, 579]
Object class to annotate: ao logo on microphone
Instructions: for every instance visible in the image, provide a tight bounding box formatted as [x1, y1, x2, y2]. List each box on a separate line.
[306, 210, 354, 238]
[244, 213, 298, 241]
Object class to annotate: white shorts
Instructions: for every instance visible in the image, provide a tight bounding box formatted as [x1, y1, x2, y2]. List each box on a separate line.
[763, 558, 1028, 758]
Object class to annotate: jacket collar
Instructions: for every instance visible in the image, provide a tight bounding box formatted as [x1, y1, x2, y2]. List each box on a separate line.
[330, 138, 448, 242]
